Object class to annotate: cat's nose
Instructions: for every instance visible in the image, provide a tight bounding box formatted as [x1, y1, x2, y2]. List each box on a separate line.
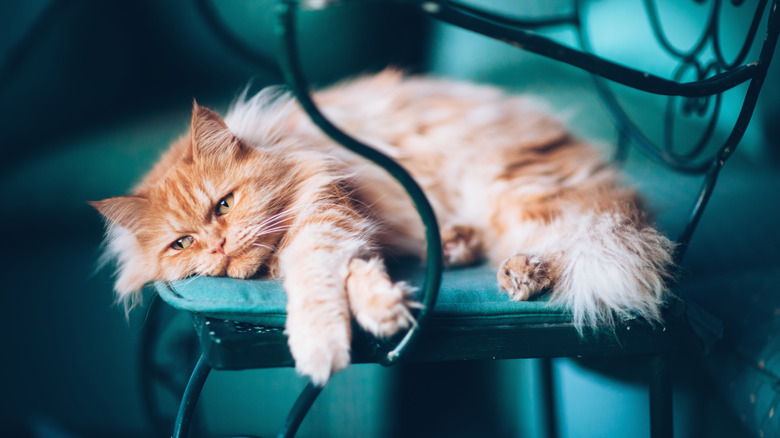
[210, 238, 226, 255]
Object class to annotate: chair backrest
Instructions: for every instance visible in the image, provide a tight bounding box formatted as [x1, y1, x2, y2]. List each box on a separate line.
[417, 0, 779, 261]
[274, 0, 780, 364]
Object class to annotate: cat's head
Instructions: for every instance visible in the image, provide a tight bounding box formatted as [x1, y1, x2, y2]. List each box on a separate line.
[91, 103, 297, 310]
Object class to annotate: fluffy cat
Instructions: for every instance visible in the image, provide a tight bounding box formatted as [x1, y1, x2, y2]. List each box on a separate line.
[91, 69, 675, 385]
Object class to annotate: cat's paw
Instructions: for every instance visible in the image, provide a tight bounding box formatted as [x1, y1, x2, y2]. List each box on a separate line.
[346, 258, 417, 338]
[226, 255, 261, 279]
[497, 254, 552, 301]
[441, 224, 483, 268]
[286, 316, 351, 386]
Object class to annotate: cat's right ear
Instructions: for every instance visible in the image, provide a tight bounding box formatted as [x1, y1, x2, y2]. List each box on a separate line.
[89, 196, 148, 232]
[191, 101, 244, 160]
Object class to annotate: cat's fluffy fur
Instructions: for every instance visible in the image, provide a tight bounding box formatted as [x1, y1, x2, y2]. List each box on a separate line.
[92, 69, 675, 385]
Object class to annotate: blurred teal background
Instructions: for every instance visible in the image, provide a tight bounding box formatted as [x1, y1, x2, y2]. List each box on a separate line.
[1, 1, 778, 437]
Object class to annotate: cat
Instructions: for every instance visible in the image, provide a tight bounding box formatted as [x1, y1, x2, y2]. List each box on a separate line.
[91, 69, 675, 385]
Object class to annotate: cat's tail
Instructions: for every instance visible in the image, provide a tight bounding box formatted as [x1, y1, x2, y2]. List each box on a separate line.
[549, 210, 676, 331]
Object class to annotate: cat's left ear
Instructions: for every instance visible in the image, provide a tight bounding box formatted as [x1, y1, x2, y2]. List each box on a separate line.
[191, 101, 246, 160]
[89, 195, 148, 232]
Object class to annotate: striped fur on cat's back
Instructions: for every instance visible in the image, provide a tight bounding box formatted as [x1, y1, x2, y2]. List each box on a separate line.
[91, 69, 675, 384]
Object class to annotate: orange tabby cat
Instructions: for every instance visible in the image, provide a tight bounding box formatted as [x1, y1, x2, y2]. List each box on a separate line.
[92, 69, 675, 385]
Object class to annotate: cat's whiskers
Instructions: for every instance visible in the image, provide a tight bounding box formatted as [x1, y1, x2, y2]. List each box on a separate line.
[227, 207, 314, 259]
[259, 201, 342, 226]
[345, 180, 393, 211]
[254, 225, 292, 236]
[252, 243, 275, 252]
[234, 224, 290, 253]
[243, 208, 300, 235]
[245, 201, 346, 238]
[227, 201, 351, 261]
[177, 273, 202, 287]
[176, 256, 205, 283]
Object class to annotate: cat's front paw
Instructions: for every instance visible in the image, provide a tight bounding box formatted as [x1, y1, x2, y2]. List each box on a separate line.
[346, 258, 417, 338]
[497, 254, 552, 301]
[441, 225, 483, 268]
[286, 316, 351, 386]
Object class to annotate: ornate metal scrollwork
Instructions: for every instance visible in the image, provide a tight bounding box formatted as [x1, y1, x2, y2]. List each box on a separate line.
[571, 0, 778, 257]
[386, 0, 778, 258]
[663, 59, 723, 161]
[584, 0, 773, 168]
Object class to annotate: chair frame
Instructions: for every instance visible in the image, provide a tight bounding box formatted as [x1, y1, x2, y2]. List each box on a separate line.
[140, 0, 780, 437]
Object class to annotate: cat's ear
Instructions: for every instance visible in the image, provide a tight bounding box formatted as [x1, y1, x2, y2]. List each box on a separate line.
[89, 196, 148, 231]
[191, 101, 245, 160]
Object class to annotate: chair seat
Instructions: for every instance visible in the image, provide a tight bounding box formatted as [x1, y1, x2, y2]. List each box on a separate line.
[156, 263, 571, 327]
[155, 262, 684, 370]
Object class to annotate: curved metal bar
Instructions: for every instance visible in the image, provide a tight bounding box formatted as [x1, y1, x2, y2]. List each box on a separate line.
[575, 17, 715, 173]
[195, 0, 282, 76]
[577, 0, 780, 255]
[592, 77, 712, 173]
[612, 129, 631, 164]
[674, 162, 722, 263]
[446, 1, 578, 29]
[575, 0, 780, 261]
[662, 62, 723, 161]
[276, 382, 324, 438]
[421, 0, 758, 97]
[575, 0, 779, 174]
[711, 0, 769, 69]
[643, 0, 715, 62]
[274, 0, 443, 366]
[712, 0, 780, 167]
[173, 355, 212, 438]
[675, 0, 780, 262]
[139, 296, 174, 437]
[140, 297, 204, 437]
[649, 354, 673, 438]
[664, 92, 722, 161]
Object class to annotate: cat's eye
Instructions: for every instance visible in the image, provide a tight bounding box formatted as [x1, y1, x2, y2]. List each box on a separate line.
[171, 236, 194, 250]
[216, 193, 234, 216]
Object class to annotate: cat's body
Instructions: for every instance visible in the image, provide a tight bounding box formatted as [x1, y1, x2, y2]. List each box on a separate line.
[92, 70, 674, 385]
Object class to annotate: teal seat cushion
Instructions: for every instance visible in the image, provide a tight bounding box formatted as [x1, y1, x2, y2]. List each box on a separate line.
[155, 263, 570, 328]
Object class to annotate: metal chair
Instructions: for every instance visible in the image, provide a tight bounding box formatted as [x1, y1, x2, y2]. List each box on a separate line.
[141, 1, 780, 437]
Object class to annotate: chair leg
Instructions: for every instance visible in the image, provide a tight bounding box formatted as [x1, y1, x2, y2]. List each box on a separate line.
[277, 381, 323, 438]
[540, 358, 559, 438]
[649, 354, 673, 438]
[173, 354, 212, 438]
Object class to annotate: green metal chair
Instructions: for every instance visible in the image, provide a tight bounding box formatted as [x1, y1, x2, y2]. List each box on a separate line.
[141, 1, 780, 437]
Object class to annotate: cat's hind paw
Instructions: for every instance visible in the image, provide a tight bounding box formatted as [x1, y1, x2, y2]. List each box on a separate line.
[346, 258, 418, 338]
[441, 225, 483, 268]
[497, 254, 553, 301]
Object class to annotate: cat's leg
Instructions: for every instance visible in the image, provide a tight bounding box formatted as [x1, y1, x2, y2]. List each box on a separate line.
[346, 257, 416, 338]
[278, 216, 370, 386]
[497, 253, 558, 301]
[494, 210, 674, 329]
[441, 224, 484, 268]
[540, 211, 675, 328]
